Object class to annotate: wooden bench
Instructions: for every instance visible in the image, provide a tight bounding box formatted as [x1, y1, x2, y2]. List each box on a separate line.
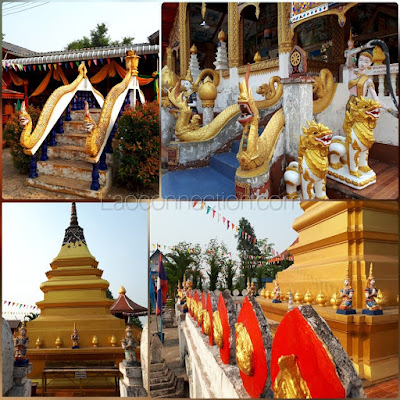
[42, 360, 121, 395]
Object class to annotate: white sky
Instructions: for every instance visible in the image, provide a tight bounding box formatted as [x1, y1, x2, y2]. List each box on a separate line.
[150, 200, 303, 261]
[2, 202, 149, 321]
[2, 2, 160, 52]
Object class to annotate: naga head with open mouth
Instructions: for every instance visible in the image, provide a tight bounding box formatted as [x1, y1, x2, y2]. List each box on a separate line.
[237, 64, 259, 128]
[18, 102, 31, 127]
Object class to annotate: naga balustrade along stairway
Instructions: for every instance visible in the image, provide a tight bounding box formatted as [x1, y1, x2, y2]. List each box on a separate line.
[19, 51, 144, 199]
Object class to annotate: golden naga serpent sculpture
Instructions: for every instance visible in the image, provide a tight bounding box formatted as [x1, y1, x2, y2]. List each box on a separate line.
[313, 68, 337, 114]
[236, 68, 285, 176]
[20, 64, 88, 154]
[85, 53, 138, 158]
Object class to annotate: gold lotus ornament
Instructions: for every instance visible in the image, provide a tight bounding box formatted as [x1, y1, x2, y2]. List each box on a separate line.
[92, 335, 99, 347]
[213, 311, 224, 349]
[235, 322, 253, 376]
[294, 291, 304, 304]
[110, 335, 117, 347]
[265, 289, 271, 299]
[55, 337, 63, 349]
[261, 288, 266, 298]
[36, 337, 42, 349]
[304, 290, 314, 305]
[254, 51, 262, 63]
[316, 291, 327, 306]
[330, 293, 342, 309]
[203, 310, 211, 335]
[273, 354, 311, 398]
[197, 302, 203, 323]
[285, 291, 290, 301]
[192, 301, 198, 319]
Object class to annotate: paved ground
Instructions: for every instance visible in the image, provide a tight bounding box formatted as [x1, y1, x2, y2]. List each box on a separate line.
[2, 148, 159, 200]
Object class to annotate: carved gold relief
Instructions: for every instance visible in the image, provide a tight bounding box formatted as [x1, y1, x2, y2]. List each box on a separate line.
[273, 355, 311, 398]
[203, 310, 211, 335]
[213, 310, 224, 349]
[179, 3, 190, 76]
[235, 322, 253, 376]
[278, 3, 293, 54]
[228, 3, 240, 67]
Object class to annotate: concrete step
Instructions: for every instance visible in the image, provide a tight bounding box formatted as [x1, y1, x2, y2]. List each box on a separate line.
[56, 132, 88, 147]
[151, 367, 170, 379]
[48, 144, 87, 162]
[70, 108, 101, 122]
[64, 120, 90, 134]
[150, 385, 177, 398]
[231, 140, 241, 154]
[37, 159, 109, 185]
[26, 175, 109, 199]
[150, 362, 167, 373]
[150, 370, 173, 384]
[150, 375, 177, 392]
[210, 152, 239, 181]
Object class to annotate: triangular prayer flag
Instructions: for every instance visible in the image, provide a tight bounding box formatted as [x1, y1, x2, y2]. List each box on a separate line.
[232, 223, 235, 230]
[88, 60, 91, 67]
[70, 62, 73, 69]
[106, 58, 111, 64]
[206, 206, 211, 214]
[227, 221, 230, 229]
[43, 64, 46, 71]
[75, 62, 80, 67]
[100, 58, 104, 64]
[23, 66, 26, 71]
[223, 217, 226, 223]
[38, 65, 41, 71]
[28, 65, 31, 71]
[64, 63, 68, 69]
[212, 210, 216, 218]
[201, 202, 205, 210]
[53, 64, 57, 69]
[93, 59, 97, 66]
[48, 64, 51, 69]
[193, 201, 198, 208]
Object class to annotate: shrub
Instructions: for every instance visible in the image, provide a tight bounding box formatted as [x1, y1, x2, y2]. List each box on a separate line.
[3, 105, 41, 174]
[114, 101, 159, 189]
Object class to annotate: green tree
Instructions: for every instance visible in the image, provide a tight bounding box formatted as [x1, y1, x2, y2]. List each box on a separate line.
[128, 316, 143, 329]
[222, 260, 237, 292]
[236, 218, 261, 289]
[24, 312, 39, 321]
[65, 23, 134, 50]
[204, 239, 228, 291]
[106, 289, 114, 299]
[165, 242, 201, 299]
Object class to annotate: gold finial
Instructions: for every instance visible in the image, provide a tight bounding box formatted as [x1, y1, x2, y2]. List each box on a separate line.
[347, 28, 354, 50]
[368, 263, 374, 279]
[119, 286, 126, 295]
[218, 30, 226, 43]
[36, 337, 42, 348]
[316, 290, 327, 306]
[372, 46, 385, 65]
[110, 335, 117, 347]
[190, 44, 198, 55]
[344, 267, 350, 282]
[92, 335, 99, 347]
[184, 67, 193, 83]
[55, 336, 62, 348]
[254, 52, 262, 63]
[126, 50, 140, 76]
[201, 2, 207, 20]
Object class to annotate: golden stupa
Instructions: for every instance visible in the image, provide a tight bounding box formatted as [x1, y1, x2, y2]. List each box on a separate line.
[27, 203, 125, 381]
[259, 201, 398, 383]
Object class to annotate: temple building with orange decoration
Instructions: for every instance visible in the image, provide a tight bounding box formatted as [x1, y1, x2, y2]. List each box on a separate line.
[161, 3, 398, 200]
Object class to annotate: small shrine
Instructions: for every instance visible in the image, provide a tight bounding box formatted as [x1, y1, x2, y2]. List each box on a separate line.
[110, 286, 148, 323]
[26, 203, 126, 385]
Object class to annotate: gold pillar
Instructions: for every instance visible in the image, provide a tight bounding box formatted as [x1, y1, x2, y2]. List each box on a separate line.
[228, 2, 240, 67]
[277, 3, 293, 54]
[179, 3, 190, 77]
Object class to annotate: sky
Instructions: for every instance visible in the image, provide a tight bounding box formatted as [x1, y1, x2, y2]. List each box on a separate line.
[2, 202, 149, 321]
[2, 2, 160, 52]
[150, 200, 304, 262]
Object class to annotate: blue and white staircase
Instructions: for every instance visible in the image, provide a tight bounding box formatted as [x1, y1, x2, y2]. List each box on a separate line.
[162, 140, 240, 199]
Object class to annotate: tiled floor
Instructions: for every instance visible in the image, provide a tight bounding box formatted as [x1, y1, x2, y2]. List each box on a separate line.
[365, 378, 399, 398]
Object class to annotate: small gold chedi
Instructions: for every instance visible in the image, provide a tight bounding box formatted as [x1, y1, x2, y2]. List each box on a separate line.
[294, 291, 304, 304]
[316, 291, 327, 306]
[330, 293, 342, 309]
[235, 322, 253, 376]
[265, 289, 271, 299]
[376, 290, 387, 307]
[110, 335, 117, 347]
[92, 335, 99, 347]
[304, 290, 314, 305]
[285, 291, 290, 301]
[55, 337, 62, 349]
[218, 30, 226, 43]
[36, 337, 42, 349]
[254, 51, 262, 63]
[198, 76, 217, 108]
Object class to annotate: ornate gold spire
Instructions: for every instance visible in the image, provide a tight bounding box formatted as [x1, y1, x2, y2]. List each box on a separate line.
[218, 30, 226, 43]
[190, 44, 198, 55]
[62, 203, 87, 246]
